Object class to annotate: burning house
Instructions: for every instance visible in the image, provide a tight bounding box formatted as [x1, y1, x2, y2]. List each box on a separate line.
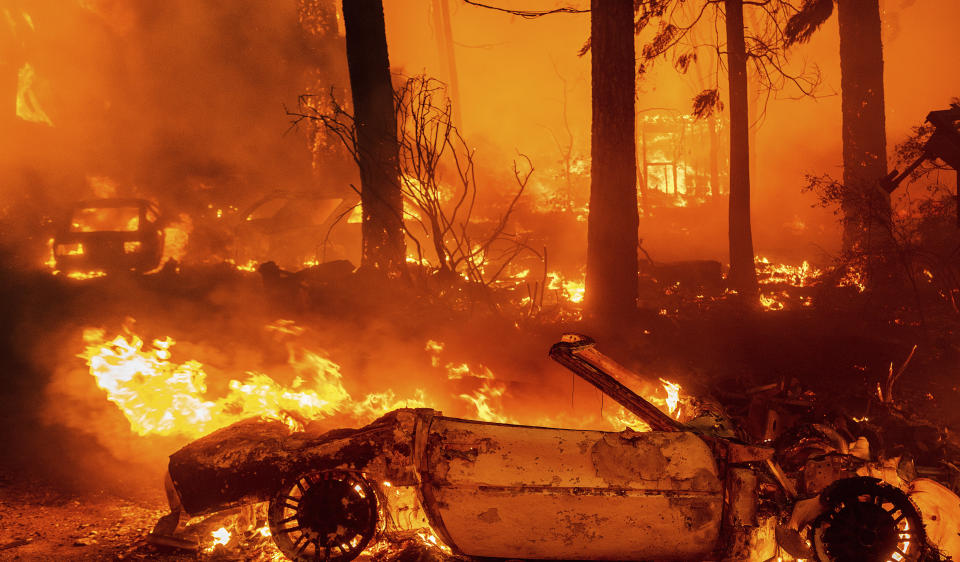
[3, 0, 960, 561]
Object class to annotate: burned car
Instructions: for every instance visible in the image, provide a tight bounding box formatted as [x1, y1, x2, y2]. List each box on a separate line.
[151, 335, 946, 561]
[54, 198, 164, 274]
[232, 191, 354, 270]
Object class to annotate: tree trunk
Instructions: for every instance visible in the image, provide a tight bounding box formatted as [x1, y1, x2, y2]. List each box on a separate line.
[432, 0, 463, 128]
[586, 0, 639, 322]
[838, 0, 890, 256]
[724, 0, 758, 294]
[709, 115, 720, 198]
[342, 0, 405, 273]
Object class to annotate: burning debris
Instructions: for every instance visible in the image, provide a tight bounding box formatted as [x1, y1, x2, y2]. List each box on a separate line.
[96, 334, 954, 561]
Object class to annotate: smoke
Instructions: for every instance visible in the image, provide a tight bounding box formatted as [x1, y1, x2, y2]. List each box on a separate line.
[2, 0, 349, 266]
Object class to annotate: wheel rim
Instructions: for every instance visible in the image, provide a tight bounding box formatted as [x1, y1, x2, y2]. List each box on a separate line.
[268, 470, 378, 562]
[811, 478, 925, 562]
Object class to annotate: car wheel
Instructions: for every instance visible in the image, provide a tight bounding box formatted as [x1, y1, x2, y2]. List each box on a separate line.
[268, 470, 379, 561]
[810, 476, 927, 562]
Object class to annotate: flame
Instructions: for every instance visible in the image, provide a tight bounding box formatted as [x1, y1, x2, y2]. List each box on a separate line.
[66, 270, 107, 280]
[459, 381, 514, 424]
[659, 378, 681, 416]
[590, 378, 687, 432]
[208, 527, 231, 550]
[44, 238, 57, 269]
[160, 214, 192, 265]
[265, 319, 305, 337]
[15, 63, 53, 126]
[759, 292, 786, 311]
[81, 324, 442, 439]
[225, 258, 258, 272]
[81, 327, 352, 438]
[85, 320, 684, 444]
[428, 341, 512, 422]
[425, 340, 444, 367]
[547, 271, 585, 304]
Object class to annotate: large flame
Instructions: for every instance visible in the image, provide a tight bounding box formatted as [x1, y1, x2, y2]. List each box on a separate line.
[81, 327, 355, 437]
[83, 323, 688, 440]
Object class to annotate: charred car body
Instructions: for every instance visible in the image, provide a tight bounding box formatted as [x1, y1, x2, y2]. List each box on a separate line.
[152, 335, 951, 561]
[54, 198, 164, 274]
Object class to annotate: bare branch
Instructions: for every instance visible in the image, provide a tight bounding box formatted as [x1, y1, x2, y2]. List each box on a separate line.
[462, 0, 588, 18]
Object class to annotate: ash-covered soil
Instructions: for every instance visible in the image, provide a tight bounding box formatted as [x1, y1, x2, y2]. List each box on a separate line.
[0, 469, 177, 561]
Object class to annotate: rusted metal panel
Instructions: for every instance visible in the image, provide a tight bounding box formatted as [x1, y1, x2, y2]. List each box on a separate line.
[420, 417, 722, 560]
[727, 468, 758, 527]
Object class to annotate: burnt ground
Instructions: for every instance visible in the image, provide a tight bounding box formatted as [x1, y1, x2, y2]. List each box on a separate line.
[0, 470, 172, 561]
[1, 259, 960, 560]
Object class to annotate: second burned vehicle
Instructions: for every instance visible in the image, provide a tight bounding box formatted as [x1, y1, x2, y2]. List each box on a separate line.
[53, 198, 165, 274]
[150, 335, 952, 562]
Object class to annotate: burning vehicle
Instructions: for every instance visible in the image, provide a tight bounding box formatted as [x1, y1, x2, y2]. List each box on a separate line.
[53, 198, 165, 274]
[148, 335, 956, 561]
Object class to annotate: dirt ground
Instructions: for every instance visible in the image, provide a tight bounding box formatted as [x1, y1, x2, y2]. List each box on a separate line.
[0, 469, 184, 561]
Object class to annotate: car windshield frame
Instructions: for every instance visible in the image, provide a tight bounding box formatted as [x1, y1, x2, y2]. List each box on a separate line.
[69, 205, 142, 233]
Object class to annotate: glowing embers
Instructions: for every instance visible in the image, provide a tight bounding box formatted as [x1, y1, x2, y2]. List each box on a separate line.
[198, 506, 282, 559]
[754, 256, 821, 312]
[756, 257, 821, 287]
[838, 265, 867, 293]
[16, 62, 53, 126]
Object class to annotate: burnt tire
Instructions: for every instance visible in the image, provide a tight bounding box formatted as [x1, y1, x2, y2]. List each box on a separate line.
[268, 470, 379, 562]
[810, 476, 927, 562]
